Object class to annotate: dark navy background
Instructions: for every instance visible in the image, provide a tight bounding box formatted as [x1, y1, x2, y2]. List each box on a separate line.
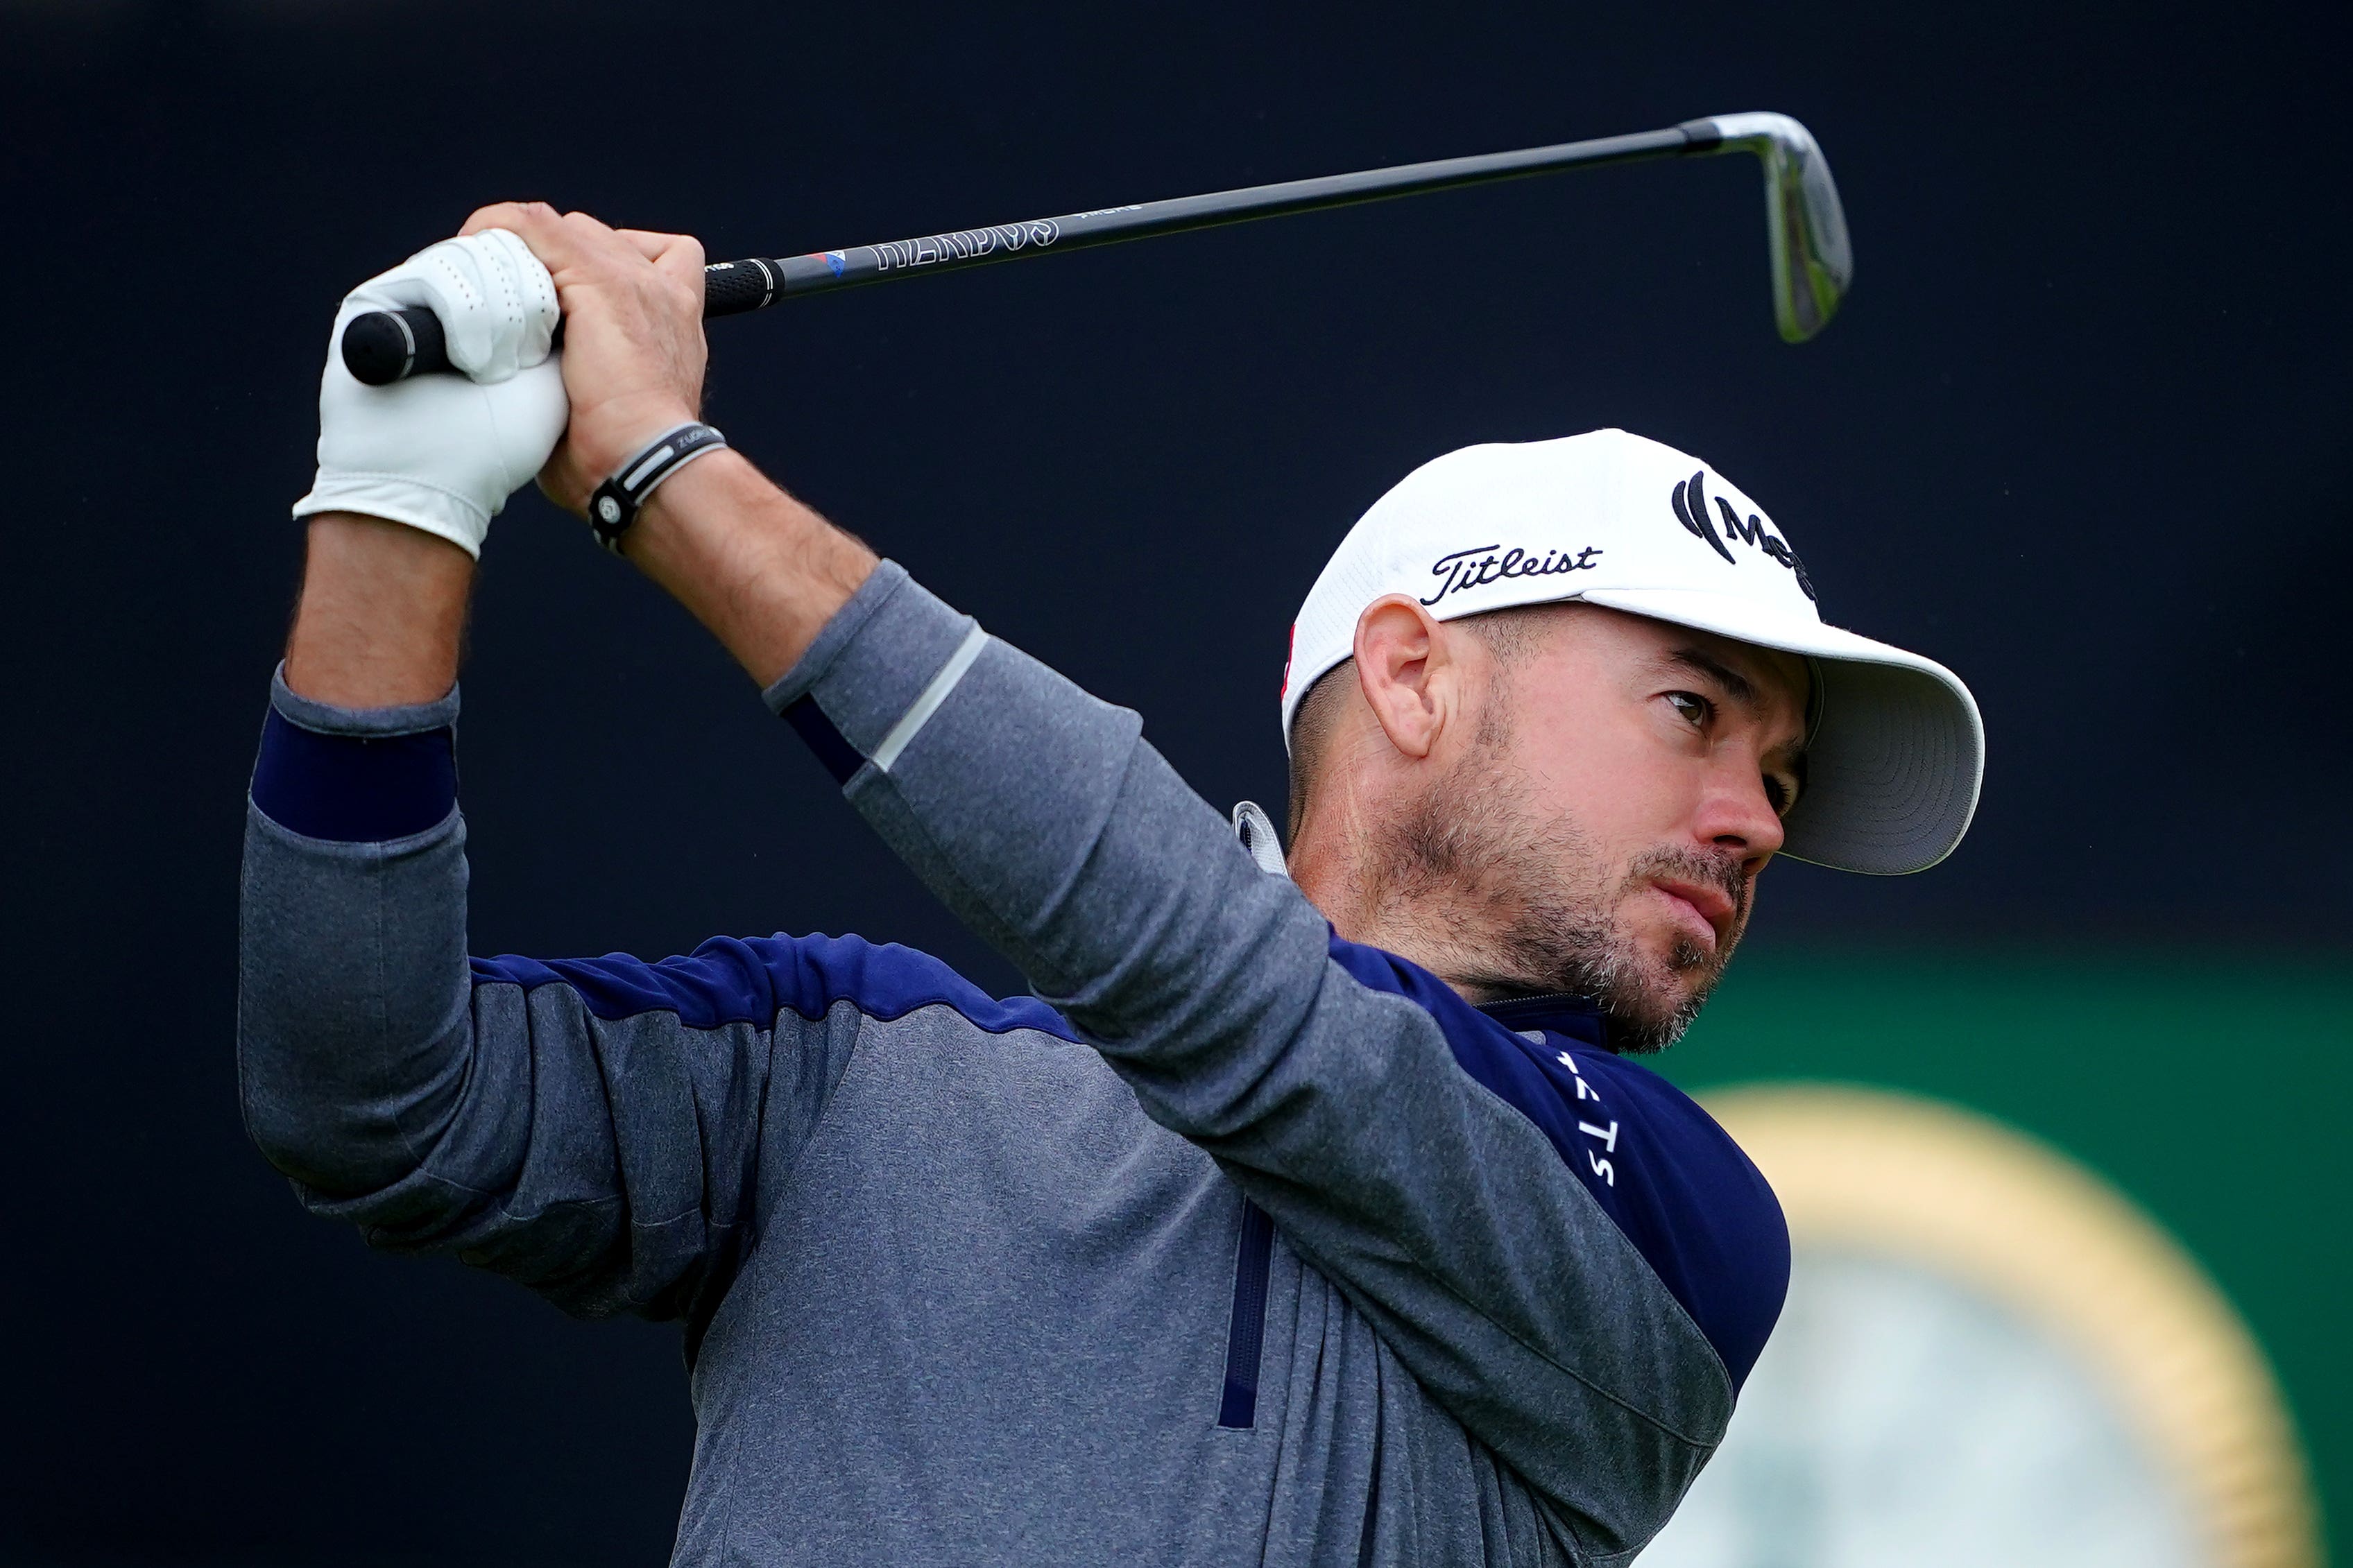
[1, 1, 2343, 1561]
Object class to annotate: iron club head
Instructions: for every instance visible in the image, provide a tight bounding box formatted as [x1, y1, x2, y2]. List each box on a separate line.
[1689, 112, 1854, 342]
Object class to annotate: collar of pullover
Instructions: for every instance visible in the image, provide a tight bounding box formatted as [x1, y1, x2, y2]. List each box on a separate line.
[1474, 992, 1612, 1051]
[1240, 804, 1623, 1056]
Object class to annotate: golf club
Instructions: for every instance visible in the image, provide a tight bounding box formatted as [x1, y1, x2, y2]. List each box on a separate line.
[340, 112, 1851, 386]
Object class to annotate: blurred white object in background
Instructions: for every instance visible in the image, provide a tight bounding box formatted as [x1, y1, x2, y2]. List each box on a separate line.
[1639, 1088, 2318, 1568]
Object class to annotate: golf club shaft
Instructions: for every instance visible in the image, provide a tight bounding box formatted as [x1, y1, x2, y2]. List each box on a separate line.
[701, 121, 1717, 312]
[343, 120, 1725, 385]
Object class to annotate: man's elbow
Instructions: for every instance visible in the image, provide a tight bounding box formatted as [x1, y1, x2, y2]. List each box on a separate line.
[234, 1013, 466, 1200]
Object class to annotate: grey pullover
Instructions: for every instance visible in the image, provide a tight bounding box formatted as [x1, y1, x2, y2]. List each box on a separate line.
[238, 562, 1787, 1567]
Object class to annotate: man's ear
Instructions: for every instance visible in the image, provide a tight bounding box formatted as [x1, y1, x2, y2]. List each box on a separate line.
[1353, 596, 1457, 761]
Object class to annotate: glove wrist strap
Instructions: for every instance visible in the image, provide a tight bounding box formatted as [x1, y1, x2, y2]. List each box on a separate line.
[588, 422, 728, 553]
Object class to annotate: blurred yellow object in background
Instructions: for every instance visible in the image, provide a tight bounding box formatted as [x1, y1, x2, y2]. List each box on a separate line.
[1640, 1086, 2320, 1568]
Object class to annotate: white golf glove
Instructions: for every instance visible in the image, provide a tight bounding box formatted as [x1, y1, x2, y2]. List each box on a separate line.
[292, 228, 570, 558]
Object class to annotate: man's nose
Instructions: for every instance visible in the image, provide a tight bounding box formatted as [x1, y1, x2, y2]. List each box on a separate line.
[1697, 760, 1786, 868]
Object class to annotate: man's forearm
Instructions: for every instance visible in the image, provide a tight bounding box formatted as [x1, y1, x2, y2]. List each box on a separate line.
[282, 203, 873, 705]
[284, 449, 873, 707]
[284, 514, 475, 706]
[622, 448, 878, 688]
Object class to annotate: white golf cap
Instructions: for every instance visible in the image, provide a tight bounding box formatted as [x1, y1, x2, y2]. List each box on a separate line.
[1281, 429, 1983, 875]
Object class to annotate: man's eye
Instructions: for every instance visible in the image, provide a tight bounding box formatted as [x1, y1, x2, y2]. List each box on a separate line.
[1665, 691, 1712, 727]
[1764, 775, 1795, 817]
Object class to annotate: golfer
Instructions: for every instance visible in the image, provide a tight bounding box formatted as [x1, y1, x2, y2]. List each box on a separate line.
[240, 212, 1982, 1567]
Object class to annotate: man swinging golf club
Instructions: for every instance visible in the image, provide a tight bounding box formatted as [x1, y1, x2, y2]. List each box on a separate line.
[239, 208, 1982, 1567]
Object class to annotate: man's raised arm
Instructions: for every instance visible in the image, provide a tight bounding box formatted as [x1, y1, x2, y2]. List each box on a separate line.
[239, 215, 880, 1326]
[514, 210, 1764, 1537]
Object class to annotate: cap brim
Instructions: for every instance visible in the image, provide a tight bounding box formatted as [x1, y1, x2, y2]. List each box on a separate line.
[1578, 587, 1984, 875]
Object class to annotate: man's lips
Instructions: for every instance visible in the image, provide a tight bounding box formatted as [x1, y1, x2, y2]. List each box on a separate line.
[1648, 877, 1736, 949]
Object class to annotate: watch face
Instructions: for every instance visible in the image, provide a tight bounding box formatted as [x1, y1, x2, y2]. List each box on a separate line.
[1639, 1248, 2199, 1567]
[1638, 1087, 2319, 1568]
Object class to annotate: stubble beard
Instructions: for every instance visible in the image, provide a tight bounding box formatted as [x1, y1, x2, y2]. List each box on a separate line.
[1369, 734, 1751, 1054]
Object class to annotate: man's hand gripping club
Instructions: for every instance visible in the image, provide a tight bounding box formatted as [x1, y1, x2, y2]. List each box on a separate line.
[286, 203, 875, 713]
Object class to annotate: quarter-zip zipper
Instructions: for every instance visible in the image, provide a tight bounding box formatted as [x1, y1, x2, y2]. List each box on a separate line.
[1216, 1198, 1275, 1429]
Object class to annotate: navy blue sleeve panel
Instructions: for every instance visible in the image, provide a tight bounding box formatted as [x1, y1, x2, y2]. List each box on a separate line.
[248, 664, 459, 843]
[1328, 937, 1789, 1390]
[250, 709, 457, 841]
[780, 696, 864, 785]
[472, 931, 1078, 1040]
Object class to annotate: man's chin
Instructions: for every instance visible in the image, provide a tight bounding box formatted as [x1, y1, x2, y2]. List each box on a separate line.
[1599, 942, 1729, 1054]
[1598, 990, 1702, 1055]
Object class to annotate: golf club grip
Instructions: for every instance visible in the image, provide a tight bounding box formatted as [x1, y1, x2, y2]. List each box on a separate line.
[337, 258, 787, 386]
[339, 306, 450, 386]
[339, 120, 1727, 386]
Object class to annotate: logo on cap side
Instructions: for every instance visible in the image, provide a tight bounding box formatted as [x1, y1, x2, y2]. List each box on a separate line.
[1420, 543, 1603, 607]
[1670, 472, 1818, 603]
